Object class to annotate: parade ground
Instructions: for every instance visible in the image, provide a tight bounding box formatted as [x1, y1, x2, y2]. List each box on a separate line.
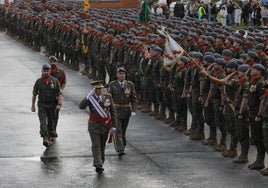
[0, 32, 268, 188]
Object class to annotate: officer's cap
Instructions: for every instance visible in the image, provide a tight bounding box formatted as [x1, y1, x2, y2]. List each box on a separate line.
[215, 58, 226, 67]
[204, 55, 216, 64]
[42, 64, 51, 70]
[222, 49, 233, 57]
[247, 51, 258, 59]
[238, 64, 250, 73]
[252, 63, 266, 75]
[255, 43, 264, 50]
[117, 67, 127, 73]
[91, 80, 104, 89]
[226, 60, 238, 69]
[49, 56, 58, 62]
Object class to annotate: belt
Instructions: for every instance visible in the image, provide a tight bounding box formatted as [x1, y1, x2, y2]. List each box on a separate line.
[89, 114, 109, 123]
[114, 104, 131, 108]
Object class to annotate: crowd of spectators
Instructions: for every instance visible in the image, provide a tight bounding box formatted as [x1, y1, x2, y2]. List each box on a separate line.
[151, 0, 268, 27]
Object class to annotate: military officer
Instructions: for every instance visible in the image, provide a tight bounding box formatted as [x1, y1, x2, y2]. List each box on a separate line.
[79, 80, 117, 174]
[31, 64, 62, 148]
[107, 67, 137, 158]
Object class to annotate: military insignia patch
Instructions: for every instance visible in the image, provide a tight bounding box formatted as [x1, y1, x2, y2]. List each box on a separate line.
[125, 88, 131, 95]
[104, 98, 111, 107]
[250, 85, 257, 93]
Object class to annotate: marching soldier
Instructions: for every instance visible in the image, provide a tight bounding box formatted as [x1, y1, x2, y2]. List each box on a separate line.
[107, 67, 137, 158]
[79, 80, 117, 174]
[31, 64, 63, 148]
[48, 56, 67, 138]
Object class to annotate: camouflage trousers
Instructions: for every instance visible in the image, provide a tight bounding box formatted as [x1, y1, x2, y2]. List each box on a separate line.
[224, 105, 238, 146]
[235, 109, 250, 151]
[249, 110, 265, 157]
[38, 103, 56, 137]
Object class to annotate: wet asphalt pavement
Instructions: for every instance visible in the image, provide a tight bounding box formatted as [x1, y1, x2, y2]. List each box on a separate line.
[0, 32, 268, 188]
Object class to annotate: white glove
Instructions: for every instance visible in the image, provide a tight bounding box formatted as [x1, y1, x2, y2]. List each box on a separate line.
[131, 112, 136, 117]
[109, 127, 117, 133]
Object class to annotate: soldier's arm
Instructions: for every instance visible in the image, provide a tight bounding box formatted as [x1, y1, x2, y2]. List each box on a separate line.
[79, 98, 88, 110]
[109, 96, 117, 127]
[239, 96, 248, 115]
[130, 82, 138, 113]
[31, 80, 39, 112]
[257, 99, 264, 118]
[205, 85, 212, 105]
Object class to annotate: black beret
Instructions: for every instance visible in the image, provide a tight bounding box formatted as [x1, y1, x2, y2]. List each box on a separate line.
[240, 53, 247, 59]
[151, 45, 162, 53]
[255, 43, 264, 50]
[239, 29, 246, 35]
[42, 64, 51, 70]
[238, 64, 250, 72]
[235, 38, 243, 45]
[206, 36, 214, 42]
[246, 36, 254, 42]
[204, 52, 213, 56]
[236, 59, 244, 65]
[217, 34, 225, 40]
[226, 60, 238, 69]
[179, 56, 188, 63]
[204, 55, 216, 63]
[222, 49, 233, 57]
[180, 30, 188, 36]
[247, 26, 254, 32]
[252, 63, 266, 75]
[49, 56, 58, 62]
[193, 52, 203, 59]
[255, 37, 263, 43]
[247, 51, 258, 58]
[107, 29, 115, 35]
[215, 58, 226, 67]
[213, 53, 222, 59]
